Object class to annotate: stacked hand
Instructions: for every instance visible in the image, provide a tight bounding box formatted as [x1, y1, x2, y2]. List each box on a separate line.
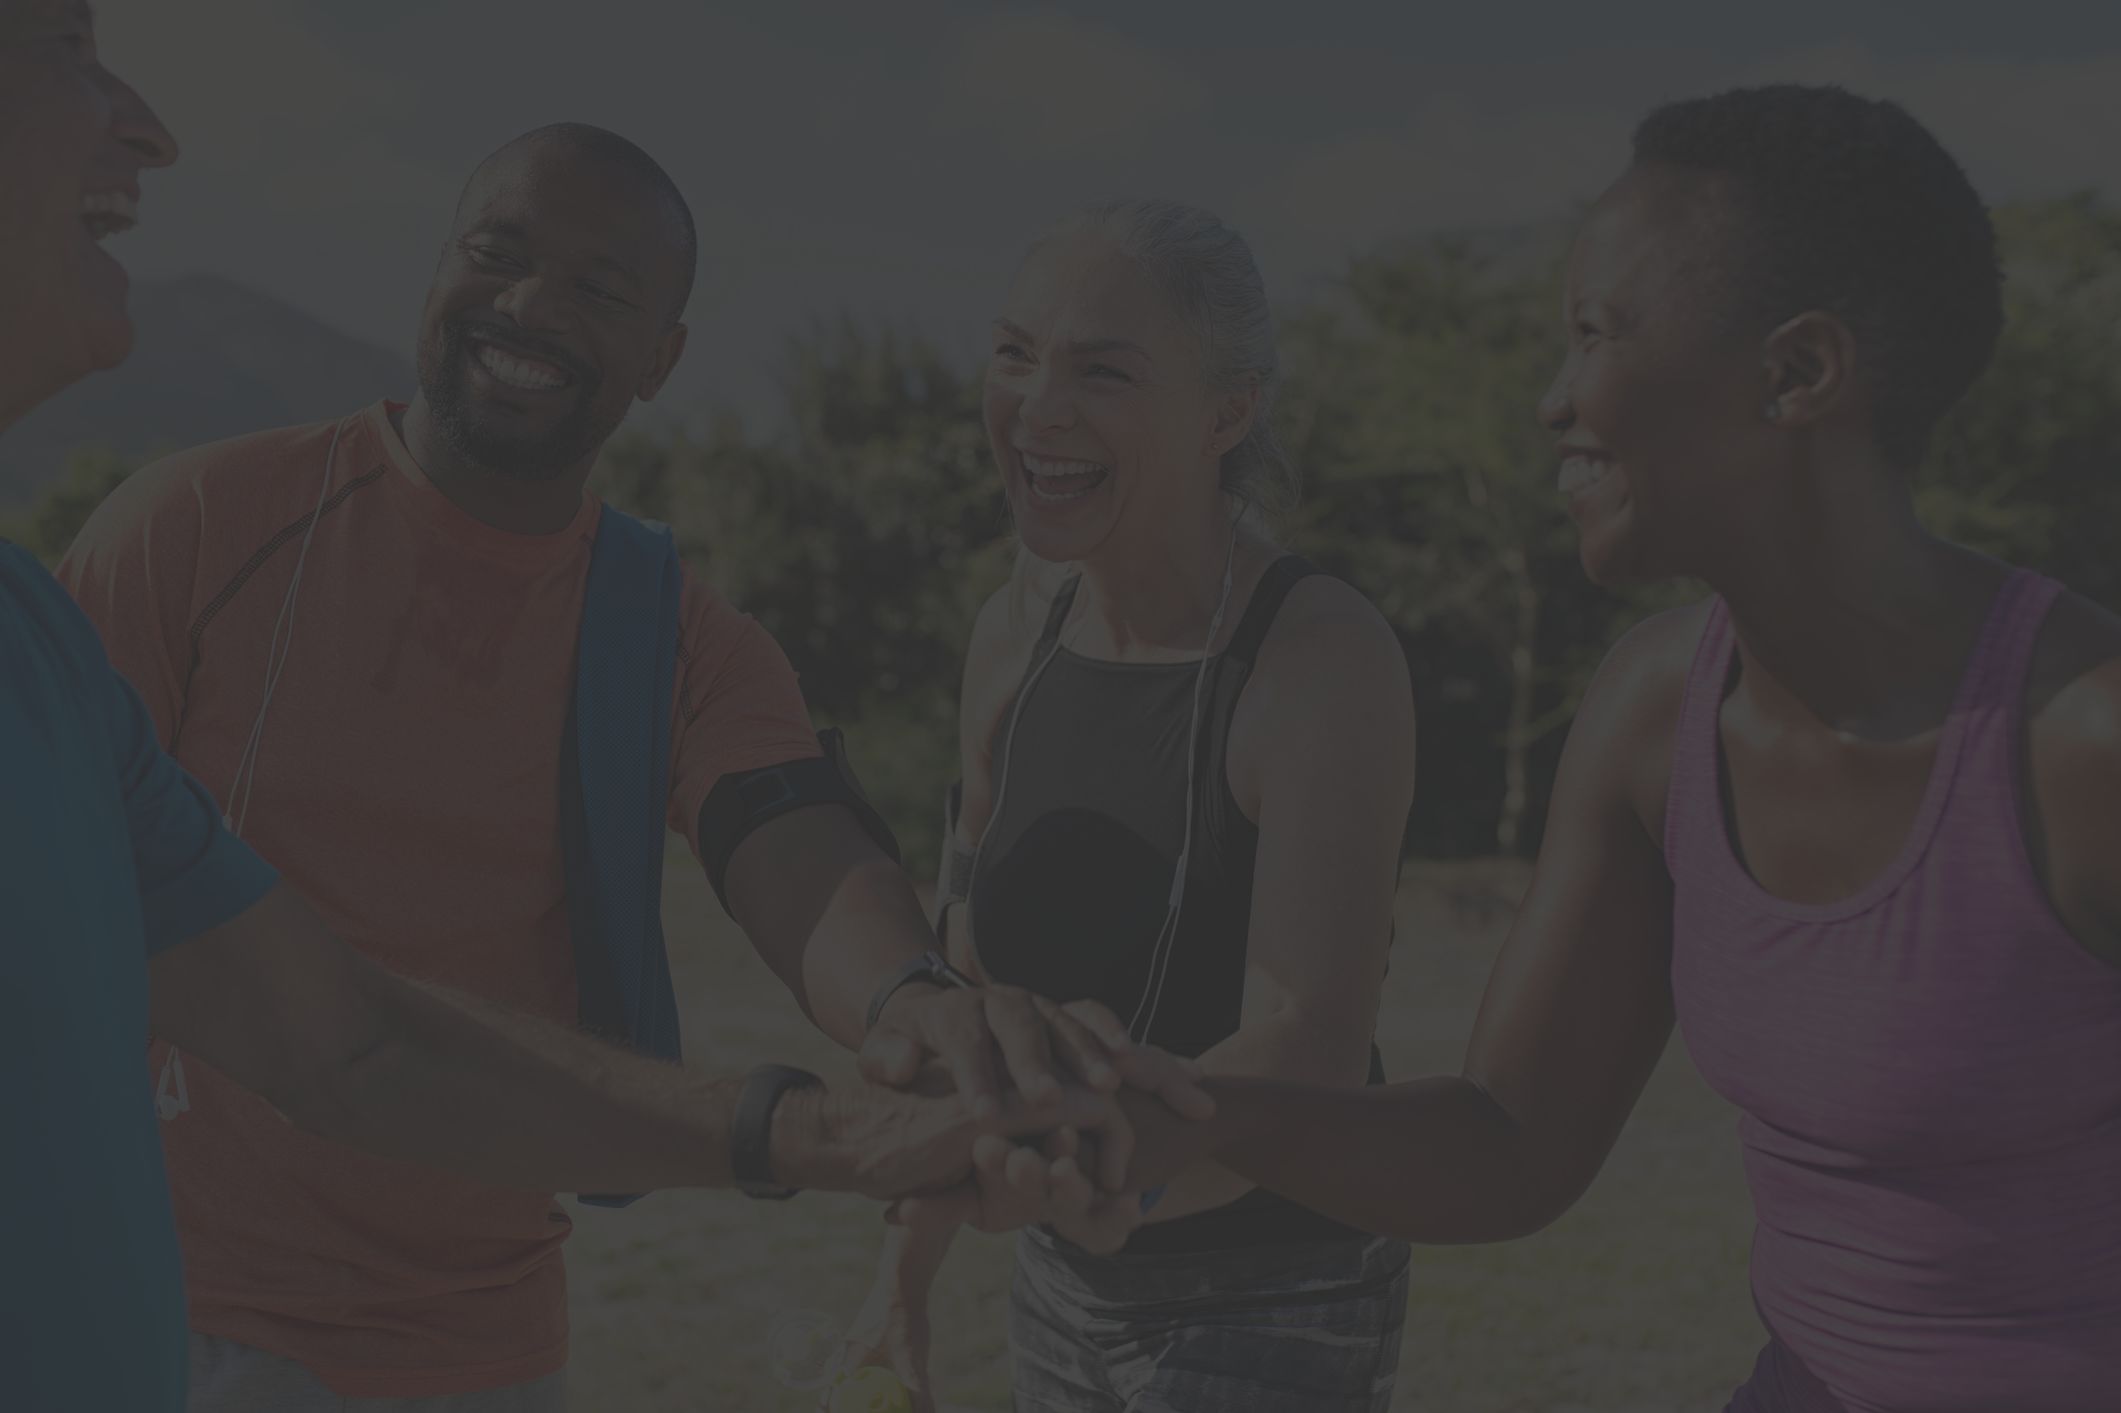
[842, 987, 1217, 1242]
[780, 988, 1216, 1412]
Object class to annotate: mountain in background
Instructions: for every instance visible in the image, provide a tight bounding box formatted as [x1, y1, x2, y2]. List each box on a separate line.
[1, 275, 414, 504]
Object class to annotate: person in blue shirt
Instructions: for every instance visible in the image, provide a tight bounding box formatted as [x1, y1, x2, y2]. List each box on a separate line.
[0, 6, 1202, 1411]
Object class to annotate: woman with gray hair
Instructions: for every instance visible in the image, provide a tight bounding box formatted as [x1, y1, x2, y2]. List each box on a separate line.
[834, 199, 1416, 1412]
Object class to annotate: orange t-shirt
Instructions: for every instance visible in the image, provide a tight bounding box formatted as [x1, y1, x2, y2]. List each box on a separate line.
[57, 400, 821, 1398]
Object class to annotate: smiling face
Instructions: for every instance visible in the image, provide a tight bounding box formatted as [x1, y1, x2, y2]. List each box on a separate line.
[0, 0, 177, 420]
[1537, 164, 1773, 587]
[983, 228, 1236, 566]
[412, 137, 689, 480]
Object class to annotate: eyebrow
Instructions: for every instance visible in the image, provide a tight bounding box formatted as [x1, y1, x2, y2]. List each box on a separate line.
[993, 318, 1151, 360]
[467, 222, 645, 292]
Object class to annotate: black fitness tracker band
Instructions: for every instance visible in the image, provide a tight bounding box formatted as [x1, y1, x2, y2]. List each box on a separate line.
[732, 1063, 824, 1200]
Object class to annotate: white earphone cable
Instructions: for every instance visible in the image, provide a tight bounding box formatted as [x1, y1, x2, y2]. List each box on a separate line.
[967, 508, 1248, 1048]
[176, 420, 342, 1125]
[223, 419, 341, 839]
[1126, 509, 1244, 1044]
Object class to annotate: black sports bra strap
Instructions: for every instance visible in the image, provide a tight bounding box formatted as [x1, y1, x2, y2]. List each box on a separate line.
[1031, 575, 1082, 661]
[1223, 555, 1319, 667]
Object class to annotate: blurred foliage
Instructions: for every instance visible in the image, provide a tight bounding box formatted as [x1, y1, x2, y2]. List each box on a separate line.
[3, 445, 136, 563]
[21, 201, 2120, 874]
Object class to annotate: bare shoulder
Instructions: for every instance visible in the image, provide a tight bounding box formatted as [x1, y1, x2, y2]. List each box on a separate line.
[1230, 572, 1412, 822]
[959, 564, 1066, 764]
[2026, 586, 2121, 715]
[2023, 588, 2121, 960]
[2026, 587, 2121, 770]
[1246, 573, 1410, 719]
[1567, 598, 1714, 835]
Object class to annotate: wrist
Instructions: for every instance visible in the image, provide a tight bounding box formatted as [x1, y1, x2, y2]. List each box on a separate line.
[766, 1085, 838, 1193]
[733, 1065, 827, 1197]
[873, 977, 946, 1029]
[1195, 1077, 1267, 1156]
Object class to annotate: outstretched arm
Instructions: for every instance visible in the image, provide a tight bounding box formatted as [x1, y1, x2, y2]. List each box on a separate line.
[149, 883, 1128, 1201]
[1118, 612, 1692, 1242]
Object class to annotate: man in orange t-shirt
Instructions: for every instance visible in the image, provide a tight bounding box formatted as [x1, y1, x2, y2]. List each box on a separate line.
[57, 123, 1169, 1410]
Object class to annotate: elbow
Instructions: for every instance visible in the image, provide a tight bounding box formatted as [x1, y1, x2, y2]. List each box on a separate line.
[1468, 1171, 1588, 1244]
[1428, 1084, 1596, 1246]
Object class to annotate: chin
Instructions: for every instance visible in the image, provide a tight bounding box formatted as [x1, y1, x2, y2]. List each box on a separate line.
[87, 318, 137, 372]
[1575, 518, 1650, 590]
[1011, 504, 1113, 566]
[1579, 532, 1685, 591]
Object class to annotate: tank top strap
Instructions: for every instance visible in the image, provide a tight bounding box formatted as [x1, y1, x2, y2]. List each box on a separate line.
[1223, 555, 1320, 668]
[1662, 596, 1739, 877]
[1954, 569, 2065, 717]
[1030, 574, 1082, 662]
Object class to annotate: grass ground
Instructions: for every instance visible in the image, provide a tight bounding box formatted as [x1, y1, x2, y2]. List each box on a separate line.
[561, 857, 1763, 1411]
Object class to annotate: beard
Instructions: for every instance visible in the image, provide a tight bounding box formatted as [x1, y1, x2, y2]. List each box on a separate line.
[418, 316, 622, 480]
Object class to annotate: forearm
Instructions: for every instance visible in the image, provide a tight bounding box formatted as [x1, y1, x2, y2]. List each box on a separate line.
[288, 965, 752, 1194]
[1200, 1074, 1566, 1244]
[1143, 1012, 1371, 1221]
[795, 856, 942, 1049]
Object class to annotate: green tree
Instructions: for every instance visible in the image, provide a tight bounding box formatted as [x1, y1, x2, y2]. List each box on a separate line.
[4, 446, 136, 565]
[1285, 239, 1673, 855]
[1926, 195, 2121, 604]
[597, 321, 1014, 876]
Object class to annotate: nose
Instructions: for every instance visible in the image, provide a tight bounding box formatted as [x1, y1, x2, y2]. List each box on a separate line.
[1017, 363, 1075, 435]
[493, 275, 572, 333]
[1536, 360, 1575, 434]
[104, 72, 179, 170]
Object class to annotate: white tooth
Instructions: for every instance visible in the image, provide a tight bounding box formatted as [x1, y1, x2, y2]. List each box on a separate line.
[477, 344, 566, 391]
[1023, 452, 1103, 479]
[79, 193, 138, 220]
[1557, 457, 1612, 495]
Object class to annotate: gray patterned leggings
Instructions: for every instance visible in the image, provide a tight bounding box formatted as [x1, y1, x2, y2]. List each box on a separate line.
[1009, 1226, 1411, 1412]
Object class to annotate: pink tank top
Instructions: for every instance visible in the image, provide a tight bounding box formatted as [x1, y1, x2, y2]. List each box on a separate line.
[1664, 571, 2121, 1413]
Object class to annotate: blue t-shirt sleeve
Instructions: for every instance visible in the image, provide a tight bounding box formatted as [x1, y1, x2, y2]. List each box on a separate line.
[6, 545, 279, 955]
[108, 665, 281, 956]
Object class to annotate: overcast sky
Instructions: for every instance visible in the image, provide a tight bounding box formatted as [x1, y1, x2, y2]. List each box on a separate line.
[96, 1, 2121, 434]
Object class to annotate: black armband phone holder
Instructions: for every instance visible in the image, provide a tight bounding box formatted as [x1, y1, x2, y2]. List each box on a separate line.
[697, 727, 901, 911]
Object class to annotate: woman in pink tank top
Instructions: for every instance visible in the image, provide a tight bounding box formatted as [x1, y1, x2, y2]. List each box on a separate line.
[1100, 84, 2121, 1411]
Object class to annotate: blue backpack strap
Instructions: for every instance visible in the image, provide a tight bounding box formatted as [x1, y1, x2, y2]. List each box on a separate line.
[564, 506, 685, 1209]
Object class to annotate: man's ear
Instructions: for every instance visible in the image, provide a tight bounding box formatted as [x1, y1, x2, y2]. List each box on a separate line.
[1759, 309, 1856, 429]
[636, 323, 690, 402]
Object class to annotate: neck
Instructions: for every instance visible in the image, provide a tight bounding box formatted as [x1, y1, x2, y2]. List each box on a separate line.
[398, 396, 592, 535]
[1072, 494, 1251, 657]
[1704, 454, 2003, 736]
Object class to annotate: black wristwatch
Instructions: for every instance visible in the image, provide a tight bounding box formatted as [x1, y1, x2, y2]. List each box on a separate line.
[863, 949, 979, 1035]
[732, 1063, 824, 1200]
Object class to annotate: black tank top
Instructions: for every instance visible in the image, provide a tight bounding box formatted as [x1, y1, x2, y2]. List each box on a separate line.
[969, 554, 1386, 1254]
